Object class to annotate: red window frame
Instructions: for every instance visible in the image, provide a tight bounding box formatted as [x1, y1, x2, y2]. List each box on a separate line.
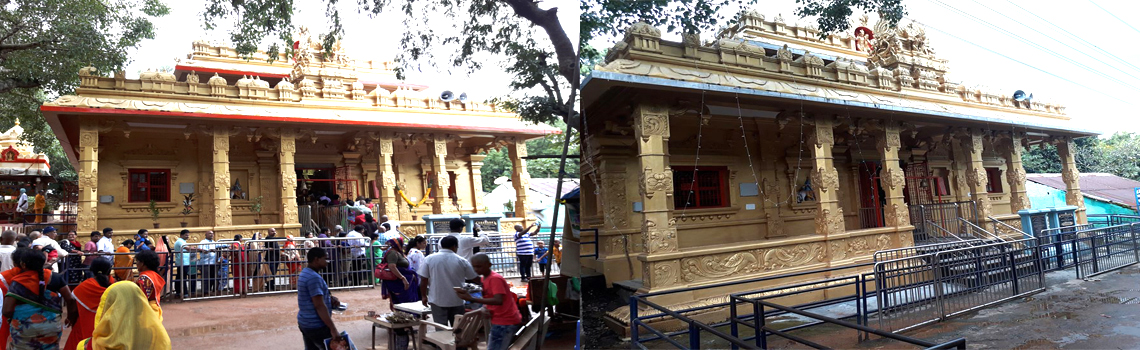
[985, 167, 1003, 193]
[128, 169, 170, 203]
[673, 166, 730, 209]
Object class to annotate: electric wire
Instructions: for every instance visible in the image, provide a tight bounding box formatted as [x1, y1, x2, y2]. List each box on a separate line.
[1089, 1, 1140, 36]
[1004, 0, 1140, 77]
[966, 0, 1140, 84]
[925, 0, 1140, 94]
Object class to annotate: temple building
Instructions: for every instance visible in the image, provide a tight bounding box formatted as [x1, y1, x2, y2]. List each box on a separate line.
[0, 120, 52, 223]
[41, 32, 555, 241]
[580, 11, 1098, 307]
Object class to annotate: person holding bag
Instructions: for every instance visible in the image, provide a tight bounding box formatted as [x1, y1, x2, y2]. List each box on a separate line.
[377, 237, 418, 310]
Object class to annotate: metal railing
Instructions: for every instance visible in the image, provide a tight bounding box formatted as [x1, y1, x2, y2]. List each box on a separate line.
[1088, 214, 1140, 227]
[857, 207, 885, 229]
[959, 218, 1006, 242]
[737, 297, 966, 350]
[630, 263, 872, 349]
[580, 228, 598, 259]
[420, 232, 560, 279]
[914, 201, 978, 242]
[170, 236, 375, 301]
[989, 216, 1029, 237]
[630, 221, 1140, 349]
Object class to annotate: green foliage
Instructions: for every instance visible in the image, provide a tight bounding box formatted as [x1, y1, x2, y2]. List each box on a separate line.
[180, 193, 195, 217]
[479, 120, 579, 193]
[148, 200, 160, 221]
[1024, 134, 1140, 181]
[249, 195, 263, 216]
[0, 0, 169, 181]
[202, 0, 578, 128]
[504, 199, 514, 213]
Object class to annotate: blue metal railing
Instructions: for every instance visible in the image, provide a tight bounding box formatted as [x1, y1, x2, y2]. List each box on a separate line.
[629, 223, 1140, 349]
[580, 228, 598, 259]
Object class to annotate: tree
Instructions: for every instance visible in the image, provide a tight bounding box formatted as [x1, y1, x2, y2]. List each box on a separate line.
[202, 0, 578, 129]
[479, 120, 580, 193]
[0, 0, 170, 180]
[580, 0, 907, 74]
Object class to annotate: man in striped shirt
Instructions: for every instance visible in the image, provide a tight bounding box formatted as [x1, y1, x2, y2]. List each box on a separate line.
[513, 223, 538, 282]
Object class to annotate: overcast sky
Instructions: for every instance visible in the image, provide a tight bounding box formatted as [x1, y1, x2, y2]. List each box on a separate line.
[584, 0, 1137, 135]
[124, 0, 579, 105]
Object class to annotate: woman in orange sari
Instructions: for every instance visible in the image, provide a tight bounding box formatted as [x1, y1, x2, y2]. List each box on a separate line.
[282, 236, 304, 287]
[113, 240, 135, 282]
[0, 248, 28, 347]
[64, 258, 113, 350]
[3, 247, 78, 350]
[134, 250, 165, 318]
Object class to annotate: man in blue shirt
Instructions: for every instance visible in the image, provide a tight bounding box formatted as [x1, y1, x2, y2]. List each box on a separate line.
[298, 247, 342, 350]
[172, 229, 196, 298]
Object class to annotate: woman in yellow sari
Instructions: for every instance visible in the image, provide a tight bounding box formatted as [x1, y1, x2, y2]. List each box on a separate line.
[78, 281, 170, 350]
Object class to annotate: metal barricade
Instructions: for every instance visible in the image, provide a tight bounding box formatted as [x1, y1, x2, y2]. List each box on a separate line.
[871, 238, 1045, 333]
[873, 240, 983, 263]
[422, 232, 560, 279]
[60, 250, 177, 296]
[1073, 224, 1140, 279]
[172, 236, 375, 301]
[914, 201, 978, 241]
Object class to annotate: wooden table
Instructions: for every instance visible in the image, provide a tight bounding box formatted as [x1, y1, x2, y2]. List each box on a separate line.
[394, 302, 432, 320]
[367, 315, 418, 350]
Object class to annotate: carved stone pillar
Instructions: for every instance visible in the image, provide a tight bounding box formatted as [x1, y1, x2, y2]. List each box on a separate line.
[278, 129, 299, 226]
[633, 103, 677, 290]
[878, 120, 910, 227]
[212, 127, 233, 226]
[197, 137, 215, 227]
[1003, 132, 1031, 213]
[962, 129, 992, 227]
[430, 134, 452, 215]
[342, 152, 362, 200]
[256, 150, 278, 222]
[1057, 137, 1087, 223]
[469, 154, 486, 212]
[508, 138, 531, 219]
[756, 119, 785, 238]
[809, 115, 843, 237]
[377, 134, 401, 220]
[949, 138, 973, 203]
[76, 119, 100, 233]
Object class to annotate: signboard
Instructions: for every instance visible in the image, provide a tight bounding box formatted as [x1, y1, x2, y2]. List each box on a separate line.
[1135, 187, 1140, 215]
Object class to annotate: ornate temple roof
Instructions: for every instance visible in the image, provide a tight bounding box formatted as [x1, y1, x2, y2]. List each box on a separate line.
[0, 119, 50, 177]
[42, 35, 559, 166]
[584, 10, 1096, 136]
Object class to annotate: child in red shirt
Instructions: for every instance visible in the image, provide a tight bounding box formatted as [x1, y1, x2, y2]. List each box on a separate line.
[456, 253, 522, 350]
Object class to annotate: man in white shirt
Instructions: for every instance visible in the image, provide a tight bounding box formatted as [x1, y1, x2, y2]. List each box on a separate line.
[195, 231, 220, 292]
[14, 189, 27, 219]
[346, 225, 369, 284]
[96, 227, 115, 263]
[0, 230, 17, 271]
[32, 227, 68, 271]
[446, 218, 488, 259]
[417, 235, 478, 327]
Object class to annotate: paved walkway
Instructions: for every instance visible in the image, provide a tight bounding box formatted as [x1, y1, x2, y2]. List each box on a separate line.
[771, 265, 1140, 349]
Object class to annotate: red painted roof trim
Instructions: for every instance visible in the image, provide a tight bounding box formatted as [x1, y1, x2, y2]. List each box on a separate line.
[40, 105, 560, 136]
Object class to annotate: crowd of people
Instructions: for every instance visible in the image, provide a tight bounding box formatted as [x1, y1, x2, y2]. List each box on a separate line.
[0, 228, 171, 349]
[297, 217, 563, 350]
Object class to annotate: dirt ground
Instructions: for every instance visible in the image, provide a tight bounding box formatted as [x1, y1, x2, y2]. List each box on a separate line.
[155, 282, 578, 349]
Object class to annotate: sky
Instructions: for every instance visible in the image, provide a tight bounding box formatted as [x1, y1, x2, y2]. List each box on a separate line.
[124, 0, 580, 105]
[584, 0, 1139, 135]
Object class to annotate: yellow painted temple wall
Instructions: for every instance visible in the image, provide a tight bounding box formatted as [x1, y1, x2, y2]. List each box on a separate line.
[87, 124, 493, 242]
[582, 111, 1027, 297]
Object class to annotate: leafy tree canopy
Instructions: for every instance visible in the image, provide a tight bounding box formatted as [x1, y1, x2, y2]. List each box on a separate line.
[1025, 133, 1140, 181]
[0, 0, 170, 180]
[202, 0, 578, 129]
[479, 119, 579, 193]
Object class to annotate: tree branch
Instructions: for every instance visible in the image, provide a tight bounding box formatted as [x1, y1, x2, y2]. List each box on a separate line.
[502, 0, 579, 91]
[0, 78, 42, 94]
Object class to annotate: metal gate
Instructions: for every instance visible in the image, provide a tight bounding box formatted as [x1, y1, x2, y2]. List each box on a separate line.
[873, 238, 1045, 333]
